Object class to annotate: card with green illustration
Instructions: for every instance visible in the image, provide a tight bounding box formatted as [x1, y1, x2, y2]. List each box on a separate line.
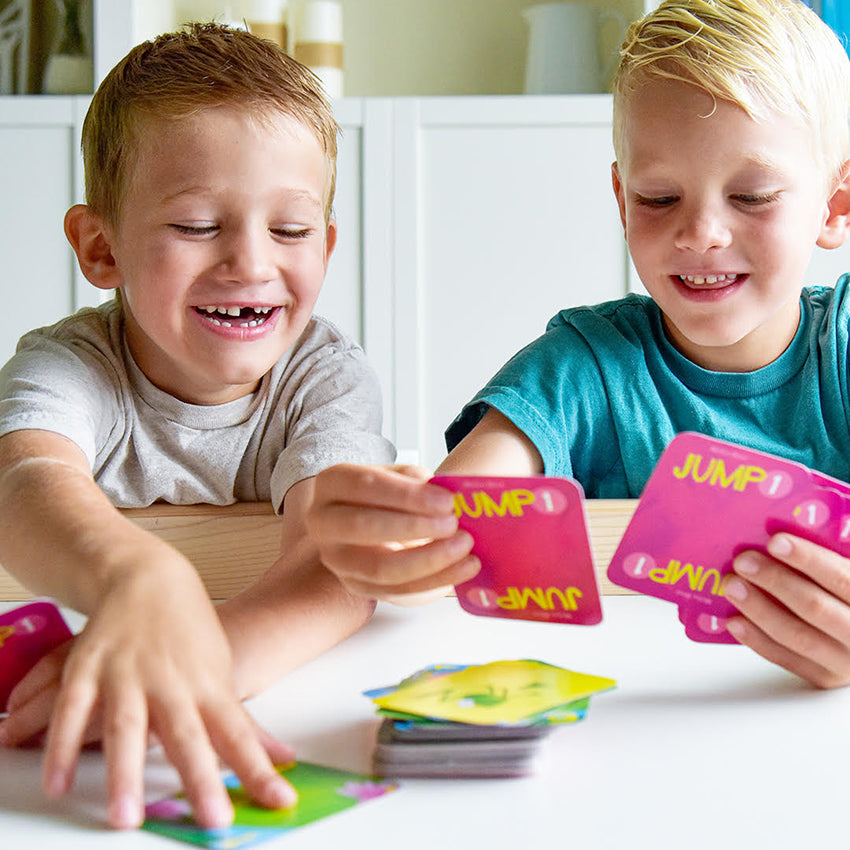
[143, 761, 398, 848]
[365, 660, 615, 726]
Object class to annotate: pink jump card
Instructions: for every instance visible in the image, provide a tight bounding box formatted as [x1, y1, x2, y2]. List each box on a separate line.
[607, 432, 850, 644]
[431, 475, 602, 625]
[0, 599, 73, 711]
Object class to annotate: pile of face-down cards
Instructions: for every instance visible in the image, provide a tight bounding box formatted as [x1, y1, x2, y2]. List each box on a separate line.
[364, 659, 616, 778]
[608, 432, 850, 643]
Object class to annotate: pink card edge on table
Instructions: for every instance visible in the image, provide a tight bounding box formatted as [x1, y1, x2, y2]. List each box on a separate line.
[0, 598, 73, 711]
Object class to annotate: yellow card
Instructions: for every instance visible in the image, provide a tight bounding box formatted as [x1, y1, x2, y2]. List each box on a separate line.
[371, 659, 616, 725]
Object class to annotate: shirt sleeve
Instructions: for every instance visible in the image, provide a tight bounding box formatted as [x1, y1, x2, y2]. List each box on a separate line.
[0, 330, 122, 467]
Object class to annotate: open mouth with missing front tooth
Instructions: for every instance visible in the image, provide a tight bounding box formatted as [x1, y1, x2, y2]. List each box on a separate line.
[195, 305, 275, 328]
[678, 273, 742, 286]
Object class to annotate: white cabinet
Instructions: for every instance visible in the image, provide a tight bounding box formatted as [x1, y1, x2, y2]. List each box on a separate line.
[314, 95, 627, 468]
[387, 96, 627, 467]
[0, 97, 91, 365]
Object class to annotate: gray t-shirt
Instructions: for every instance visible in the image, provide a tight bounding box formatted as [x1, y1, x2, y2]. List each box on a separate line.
[0, 301, 395, 511]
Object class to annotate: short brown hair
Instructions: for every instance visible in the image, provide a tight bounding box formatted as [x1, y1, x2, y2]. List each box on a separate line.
[82, 22, 340, 225]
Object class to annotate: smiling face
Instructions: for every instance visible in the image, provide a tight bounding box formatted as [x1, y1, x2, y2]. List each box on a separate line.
[612, 78, 839, 372]
[99, 106, 335, 404]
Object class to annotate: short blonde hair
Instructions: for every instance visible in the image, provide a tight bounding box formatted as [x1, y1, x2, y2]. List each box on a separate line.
[82, 22, 340, 226]
[613, 0, 850, 183]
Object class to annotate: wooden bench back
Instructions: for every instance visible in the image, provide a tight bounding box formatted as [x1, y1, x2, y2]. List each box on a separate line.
[0, 500, 637, 601]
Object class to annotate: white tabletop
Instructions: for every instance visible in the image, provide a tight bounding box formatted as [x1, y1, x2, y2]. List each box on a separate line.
[1, 595, 848, 849]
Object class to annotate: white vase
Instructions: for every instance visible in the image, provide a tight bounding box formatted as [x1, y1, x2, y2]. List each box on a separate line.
[42, 53, 93, 95]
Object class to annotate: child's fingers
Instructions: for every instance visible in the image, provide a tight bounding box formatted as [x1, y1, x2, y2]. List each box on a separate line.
[311, 505, 459, 547]
[150, 692, 235, 830]
[312, 464, 455, 517]
[0, 680, 59, 746]
[734, 548, 850, 649]
[101, 679, 149, 829]
[341, 554, 481, 599]
[204, 702, 297, 810]
[41, 663, 99, 799]
[725, 573, 850, 688]
[733, 542, 850, 647]
[726, 611, 841, 689]
[766, 533, 850, 606]
[6, 639, 71, 713]
[323, 532, 477, 589]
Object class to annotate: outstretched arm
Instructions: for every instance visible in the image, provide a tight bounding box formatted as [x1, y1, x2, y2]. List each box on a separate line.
[0, 429, 295, 829]
[216, 476, 378, 700]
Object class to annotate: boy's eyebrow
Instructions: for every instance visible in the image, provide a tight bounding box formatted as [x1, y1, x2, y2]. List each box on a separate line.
[735, 152, 789, 175]
[629, 151, 792, 183]
[158, 186, 324, 209]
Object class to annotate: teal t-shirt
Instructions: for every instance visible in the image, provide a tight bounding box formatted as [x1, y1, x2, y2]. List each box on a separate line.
[445, 277, 850, 497]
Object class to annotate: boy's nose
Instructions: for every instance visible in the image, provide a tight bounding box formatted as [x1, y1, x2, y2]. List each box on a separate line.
[220, 227, 277, 284]
[674, 204, 732, 253]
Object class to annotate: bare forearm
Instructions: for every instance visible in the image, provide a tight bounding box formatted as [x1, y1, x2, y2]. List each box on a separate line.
[217, 544, 375, 700]
[0, 453, 172, 613]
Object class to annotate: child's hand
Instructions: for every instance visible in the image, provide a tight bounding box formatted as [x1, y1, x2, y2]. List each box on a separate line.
[306, 463, 479, 600]
[726, 533, 850, 688]
[3, 559, 297, 830]
[0, 627, 296, 802]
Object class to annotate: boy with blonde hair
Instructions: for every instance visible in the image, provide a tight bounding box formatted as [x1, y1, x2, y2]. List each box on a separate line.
[0, 23, 393, 829]
[308, 0, 850, 688]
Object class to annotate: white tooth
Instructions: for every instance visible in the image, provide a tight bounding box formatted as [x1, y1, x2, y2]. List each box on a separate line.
[226, 306, 241, 317]
[706, 275, 717, 284]
[248, 320, 258, 327]
[204, 306, 217, 313]
[221, 321, 232, 327]
[211, 318, 221, 326]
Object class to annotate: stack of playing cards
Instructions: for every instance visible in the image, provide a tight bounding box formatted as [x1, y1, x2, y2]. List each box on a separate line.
[371, 715, 558, 778]
[364, 660, 616, 779]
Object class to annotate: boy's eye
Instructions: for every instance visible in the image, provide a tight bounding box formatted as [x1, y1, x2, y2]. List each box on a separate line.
[633, 193, 678, 208]
[170, 223, 218, 236]
[731, 191, 781, 206]
[271, 227, 312, 239]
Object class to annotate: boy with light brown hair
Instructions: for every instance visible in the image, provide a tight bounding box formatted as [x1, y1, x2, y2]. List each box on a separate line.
[308, 0, 850, 689]
[0, 23, 393, 829]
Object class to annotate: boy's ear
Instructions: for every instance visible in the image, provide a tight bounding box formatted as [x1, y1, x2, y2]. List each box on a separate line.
[817, 160, 850, 250]
[611, 162, 627, 231]
[63, 204, 123, 290]
[323, 217, 338, 268]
